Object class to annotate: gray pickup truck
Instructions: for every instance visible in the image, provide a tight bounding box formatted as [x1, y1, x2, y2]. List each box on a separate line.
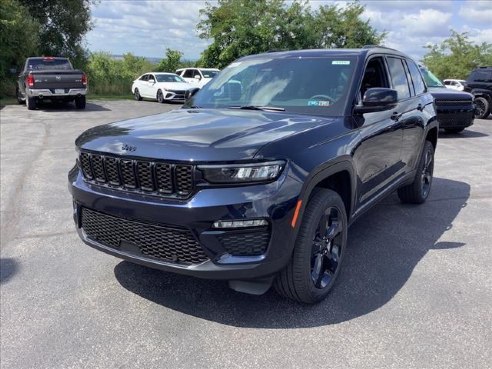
[16, 57, 88, 110]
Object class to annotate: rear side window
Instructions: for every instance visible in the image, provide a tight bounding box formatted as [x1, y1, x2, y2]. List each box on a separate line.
[406, 60, 426, 95]
[139, 74, 149, 81]
[387, 57, 411, 99]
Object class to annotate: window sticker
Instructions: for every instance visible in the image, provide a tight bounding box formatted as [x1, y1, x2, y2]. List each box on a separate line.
[332, 60, 350, 65]
[308, 100, 330, 107]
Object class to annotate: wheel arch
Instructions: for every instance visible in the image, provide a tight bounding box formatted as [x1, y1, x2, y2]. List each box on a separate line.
[426, 126, 438, 150]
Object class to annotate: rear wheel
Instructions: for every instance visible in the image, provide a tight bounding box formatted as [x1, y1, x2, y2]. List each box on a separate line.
[134, 88, 142, 101]
[474, 97, 490, 119]
[398, 141, 434, 204]
[75, 95, 86, 109]
[26, 96, 37, 110]
[16, 87, 25, 104]
[274, 189, 347, 304]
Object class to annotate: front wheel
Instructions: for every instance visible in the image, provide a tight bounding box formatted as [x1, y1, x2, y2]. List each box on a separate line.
[474, 97, 490, 119]
[397, 141, 434, 204]
[157, 89, 164, 103]
[274, 189, 347, 304]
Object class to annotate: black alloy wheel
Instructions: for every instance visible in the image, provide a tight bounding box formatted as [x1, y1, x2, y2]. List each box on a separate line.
[311, 207, 343, 289]
[474, 96, 490, 119]
[275, 189, 347, 304]
[420, 146, 434, 199]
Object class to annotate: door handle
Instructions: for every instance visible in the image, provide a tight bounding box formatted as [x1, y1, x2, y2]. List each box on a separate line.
[417, 103, 423, 111]
[391, 112, 402, 121]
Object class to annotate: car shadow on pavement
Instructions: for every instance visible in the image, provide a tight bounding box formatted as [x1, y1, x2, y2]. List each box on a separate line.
[34, 101, 111, 112]
[439, 129, 488, 138]
[0, 258, 19, 284]
[114, 177, 470, 328]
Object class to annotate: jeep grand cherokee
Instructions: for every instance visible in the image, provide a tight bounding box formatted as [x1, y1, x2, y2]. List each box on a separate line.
[69, 47, 438, 303]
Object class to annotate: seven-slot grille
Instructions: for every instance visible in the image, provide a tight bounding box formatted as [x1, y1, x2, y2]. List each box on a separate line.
[79, 152, 194, 198]
[81, 208, 209, 265]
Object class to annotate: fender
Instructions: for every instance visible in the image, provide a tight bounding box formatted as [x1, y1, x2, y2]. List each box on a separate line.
[471, 89, 492, 100]
[285, 158, 356, 254]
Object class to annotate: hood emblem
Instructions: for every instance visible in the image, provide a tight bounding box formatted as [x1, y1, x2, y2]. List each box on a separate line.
[55, 75, 61, 80]
[122, 144, 137, 152]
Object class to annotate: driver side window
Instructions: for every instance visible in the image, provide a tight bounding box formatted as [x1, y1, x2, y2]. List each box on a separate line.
[360, 57, 389, 99]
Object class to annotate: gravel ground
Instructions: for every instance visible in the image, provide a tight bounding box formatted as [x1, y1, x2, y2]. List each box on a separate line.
[1, 100, 491, 369]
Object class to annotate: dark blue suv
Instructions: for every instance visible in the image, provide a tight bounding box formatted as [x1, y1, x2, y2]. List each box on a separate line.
[69, 47, 438, 303]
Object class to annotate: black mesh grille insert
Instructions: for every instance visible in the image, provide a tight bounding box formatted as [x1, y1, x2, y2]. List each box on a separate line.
[79, 152, 194, 198]
[218, 231, 270, 256]
[81, 208, 209, 265]
[176, 165, 193, 195]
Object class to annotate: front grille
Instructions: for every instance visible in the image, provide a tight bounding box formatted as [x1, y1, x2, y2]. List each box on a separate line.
[218, 231, 270, 256]
[79, 152, 194, 198]
[81, 208, 209, 265]
[167, 89, 186, 100]
[435, 99, 472, 106]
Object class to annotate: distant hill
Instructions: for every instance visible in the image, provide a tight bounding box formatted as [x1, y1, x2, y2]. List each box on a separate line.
[111, 54, 162, 64]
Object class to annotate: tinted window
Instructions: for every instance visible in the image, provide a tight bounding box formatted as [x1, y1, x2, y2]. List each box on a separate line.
[387, 57, 411, 99]
[26, 58, 72, 71]
[201, 70, 218, 78]
[183, 69, 195, 78]
[148, 74, 155, 82]
[155, 74, 186, 82]
[469, 70, 492, 82]
[185, 56, 357, 117]
[406, 60, 426, 95]
[139, 74, 149, 81]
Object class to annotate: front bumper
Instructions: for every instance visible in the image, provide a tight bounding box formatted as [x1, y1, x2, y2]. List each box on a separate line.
[27, 88, 87, 98]
[68, 164, 302, 280]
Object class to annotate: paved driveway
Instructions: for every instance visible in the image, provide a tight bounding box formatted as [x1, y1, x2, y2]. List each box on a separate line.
[1, 100, 491, 369]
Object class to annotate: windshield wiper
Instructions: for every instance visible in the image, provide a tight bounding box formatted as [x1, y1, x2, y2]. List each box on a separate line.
[228, 105, 285, 112]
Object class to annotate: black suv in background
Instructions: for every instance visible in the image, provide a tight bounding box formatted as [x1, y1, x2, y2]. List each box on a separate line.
[465, 66, 492, 119]
[419, 65, 475, 133]
[69, 47, 438, 303]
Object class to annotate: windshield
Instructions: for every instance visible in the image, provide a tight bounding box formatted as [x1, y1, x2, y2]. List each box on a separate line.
[27, 58, 72, 71]
[201, 70, 219, 78]
[419, 67, 444, 88]
[185, 56, 357, 116]
[155, 74, 186, 83]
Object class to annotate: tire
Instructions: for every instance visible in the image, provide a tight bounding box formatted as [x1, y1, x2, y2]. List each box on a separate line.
[134, 88, 142, 101]
[157, 89, 164, 103]
[75, 95, 86, 109]
[397, 141, 434, 204]
[444, 127, 464, 133]
[16, 87, 25, 105]
[474, 97, 490, 119]
[274, 189, 347, 304]
[26, 96, 36, 110]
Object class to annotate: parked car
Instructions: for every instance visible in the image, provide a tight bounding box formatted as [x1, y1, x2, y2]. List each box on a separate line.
[69, 46, 438, 303]
[17, 56, 87, 110]
[175, 68, 219, 88]
[419, 65, 475, 133]
[132, 72, 193, 103]
[464, 66, 492, 119]
[443, 79, 467, 91]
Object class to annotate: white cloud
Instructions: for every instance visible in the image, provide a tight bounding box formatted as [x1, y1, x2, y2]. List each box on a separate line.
[459, 1, 492, 24]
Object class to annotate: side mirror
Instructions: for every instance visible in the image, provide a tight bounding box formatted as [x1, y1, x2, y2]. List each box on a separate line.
[185, 87, 200, 100]
[194, 75, 201, 80]
[354, 88, 398, 114]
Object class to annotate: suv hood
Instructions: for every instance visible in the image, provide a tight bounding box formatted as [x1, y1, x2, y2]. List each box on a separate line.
[76, 109, 336, 161]
[428, 87, 473, 101]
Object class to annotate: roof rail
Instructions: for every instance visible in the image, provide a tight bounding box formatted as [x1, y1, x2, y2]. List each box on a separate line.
[362, 45, 399, 52]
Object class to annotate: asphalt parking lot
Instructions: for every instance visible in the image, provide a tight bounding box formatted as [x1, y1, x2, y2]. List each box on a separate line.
[1, 100, 491, 369]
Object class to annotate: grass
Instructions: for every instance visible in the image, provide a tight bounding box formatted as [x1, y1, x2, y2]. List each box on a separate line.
[0, 97, 18, 107]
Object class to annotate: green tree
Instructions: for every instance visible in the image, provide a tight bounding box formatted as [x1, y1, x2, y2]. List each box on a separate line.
[422, 31, 492, 80]
[157, 48, 184, 72]
[0, 0, 40, 96]
[197, 0, 385, 68]
[18, 0, 95, 68]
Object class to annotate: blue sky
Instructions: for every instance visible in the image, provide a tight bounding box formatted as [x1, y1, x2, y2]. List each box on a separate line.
[86, 0, 492, 62]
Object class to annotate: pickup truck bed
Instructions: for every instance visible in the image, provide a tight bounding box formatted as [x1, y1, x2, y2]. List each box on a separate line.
[17, 57, 88, 110]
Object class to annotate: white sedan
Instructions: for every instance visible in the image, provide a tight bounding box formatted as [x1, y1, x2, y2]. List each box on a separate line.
[443, 79, 467, 91]
[175, 68, 220, 88]
[131, 72, 193, 103]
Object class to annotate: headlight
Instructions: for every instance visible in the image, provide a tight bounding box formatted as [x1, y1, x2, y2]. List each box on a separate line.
[198, 161, 285, 184]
